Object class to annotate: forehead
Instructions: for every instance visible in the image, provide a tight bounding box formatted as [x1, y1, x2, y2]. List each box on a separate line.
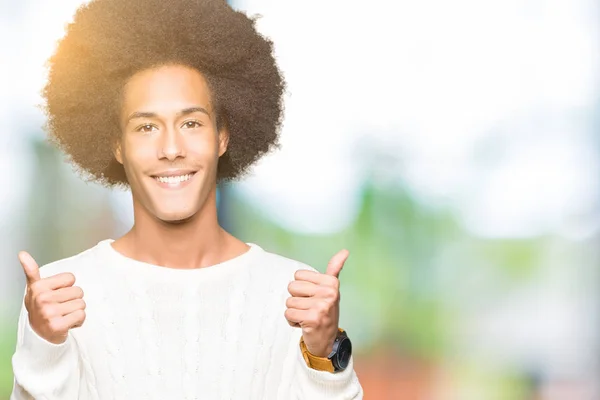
[121, 64, 213, 115]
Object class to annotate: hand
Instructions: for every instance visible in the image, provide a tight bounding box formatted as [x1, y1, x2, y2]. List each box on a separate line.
[285, 249, 349, 357]
[19, 251, 86, 345]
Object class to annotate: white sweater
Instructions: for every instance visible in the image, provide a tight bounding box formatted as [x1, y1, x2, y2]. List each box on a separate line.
[11, 240, 363, 400]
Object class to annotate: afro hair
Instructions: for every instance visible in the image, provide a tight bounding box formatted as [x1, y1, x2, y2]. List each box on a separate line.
[43, 0, 285, 187]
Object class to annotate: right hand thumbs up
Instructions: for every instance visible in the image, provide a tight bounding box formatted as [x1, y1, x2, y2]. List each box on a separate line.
[19, 251, 86, 344]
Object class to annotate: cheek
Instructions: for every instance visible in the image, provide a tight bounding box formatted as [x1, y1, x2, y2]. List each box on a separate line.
[188, 136, 220, 159]
[122, 143, 155, 173]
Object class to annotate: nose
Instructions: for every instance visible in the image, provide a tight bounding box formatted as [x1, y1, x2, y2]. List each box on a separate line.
[159, 127, 186, 161]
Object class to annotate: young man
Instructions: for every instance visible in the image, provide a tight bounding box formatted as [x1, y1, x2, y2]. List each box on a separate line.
[10, 0, 362, 399]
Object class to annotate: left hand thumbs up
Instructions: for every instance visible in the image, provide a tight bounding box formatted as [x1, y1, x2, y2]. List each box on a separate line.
[325, 249, 349, 278]
[285, 249, 350, 357]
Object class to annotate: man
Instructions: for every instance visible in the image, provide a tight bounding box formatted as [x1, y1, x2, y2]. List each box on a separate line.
[10, 0, 363, 399]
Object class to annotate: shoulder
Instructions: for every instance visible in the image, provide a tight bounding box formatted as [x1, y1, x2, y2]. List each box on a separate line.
[250, 243, 319, 281]
[38, 240, 109, 280]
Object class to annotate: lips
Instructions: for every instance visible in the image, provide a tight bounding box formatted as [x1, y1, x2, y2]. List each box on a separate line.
[154, 173, 194, 184]
[151, 169, 197, 177]
[151, 170, 197, 188]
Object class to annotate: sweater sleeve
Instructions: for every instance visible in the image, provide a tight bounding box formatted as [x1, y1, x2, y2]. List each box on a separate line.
[290, 336, 363, 399]
[11, 300, 81, 400]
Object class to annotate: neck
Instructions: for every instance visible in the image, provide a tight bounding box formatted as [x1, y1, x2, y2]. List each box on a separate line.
[116, 186, 243, 269]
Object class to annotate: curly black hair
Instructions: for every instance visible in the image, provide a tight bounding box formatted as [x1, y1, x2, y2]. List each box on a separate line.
[43, 0, 285, 187]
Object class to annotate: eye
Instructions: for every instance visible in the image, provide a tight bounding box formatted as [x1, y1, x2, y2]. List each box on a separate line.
[136, 124, 157, 133]
[182, 120, 202, 129]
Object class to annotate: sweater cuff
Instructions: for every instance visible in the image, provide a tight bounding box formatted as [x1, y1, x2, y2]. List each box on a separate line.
[21, 319, 72, 362]
[12, 318, 77, 396]
[295, 344, 362, 397]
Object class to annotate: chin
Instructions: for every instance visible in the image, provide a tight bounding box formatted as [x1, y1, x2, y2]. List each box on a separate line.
[155, 209, 197, 224]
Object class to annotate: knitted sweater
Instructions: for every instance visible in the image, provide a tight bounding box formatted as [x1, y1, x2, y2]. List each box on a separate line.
[11, 240, 363, 399]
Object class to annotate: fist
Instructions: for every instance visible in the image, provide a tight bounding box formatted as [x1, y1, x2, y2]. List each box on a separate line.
[19, 251, 86, 345]
[285, 249, 349, 357]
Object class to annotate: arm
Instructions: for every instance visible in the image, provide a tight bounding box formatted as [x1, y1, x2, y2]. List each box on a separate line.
[290, 330, 363, 399]
[285, 251, 364, 399]
[11, 251, 86, 400]
[11, 301, 81, 400]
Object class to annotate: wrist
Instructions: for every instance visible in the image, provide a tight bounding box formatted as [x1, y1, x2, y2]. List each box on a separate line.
[28, 318, 66, 345]
[18, 318, 73, 371]
[304, 330, 338, 357]
[300, 328, 352, 372]
[305, 343, 333, 358]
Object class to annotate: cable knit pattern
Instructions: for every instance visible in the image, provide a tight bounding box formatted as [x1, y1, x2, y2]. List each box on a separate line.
[95, 277, 124, 399]
[130, 273, 161, 399]
[11, 240, 363, 400]
[181, 283, 199, 400]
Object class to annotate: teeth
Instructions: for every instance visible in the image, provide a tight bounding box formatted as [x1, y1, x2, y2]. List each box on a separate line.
[156, 174, 193, 184]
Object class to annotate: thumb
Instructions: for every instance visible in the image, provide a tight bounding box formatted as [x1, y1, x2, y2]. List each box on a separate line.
[18, 251, 40, 285]
[325, 249, 349, 278]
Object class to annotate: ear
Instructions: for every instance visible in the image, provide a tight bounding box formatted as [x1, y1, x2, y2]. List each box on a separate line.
[113, 140, 124, 165]
[218, 126, 229, 157]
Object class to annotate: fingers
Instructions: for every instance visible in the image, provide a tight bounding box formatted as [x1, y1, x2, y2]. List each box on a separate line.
[50, 286, 85, 303]
[19, 251, 40, 285]
[36, 298, 86, 319]
[35, 273, 76, 291]
[53, 310, 87, 332]
[294, 269, 339, 288]
[19, 250, 84, 344]
[325, 249, 349, 278]
[285, 250, 347, 336]
[287, 320, 300, 328]
[284, 308, 306, 324]
[56, 299, 86, 316]
[284, 308, 327, 331]
[286, 296, 314, 310]
[288, 280, 317, 297]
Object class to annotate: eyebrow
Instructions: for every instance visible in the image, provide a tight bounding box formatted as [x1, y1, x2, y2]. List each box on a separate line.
[126, 106, 210, 122]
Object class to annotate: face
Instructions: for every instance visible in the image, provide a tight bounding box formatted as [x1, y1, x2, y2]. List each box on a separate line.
[115, 64, 228, 223]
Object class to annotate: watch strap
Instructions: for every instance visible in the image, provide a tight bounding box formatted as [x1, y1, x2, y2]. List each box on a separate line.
[299, 328, 345, 373]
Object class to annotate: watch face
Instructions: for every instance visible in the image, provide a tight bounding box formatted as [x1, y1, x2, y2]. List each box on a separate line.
[335, 337, 352, 370]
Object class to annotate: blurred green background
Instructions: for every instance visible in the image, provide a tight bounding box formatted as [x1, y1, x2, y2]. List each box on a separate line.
[1, 0, 600, 399]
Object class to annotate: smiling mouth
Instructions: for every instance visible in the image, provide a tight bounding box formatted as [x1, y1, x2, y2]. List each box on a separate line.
[152, 172, 196, 186]
[152, 171, 196, 189]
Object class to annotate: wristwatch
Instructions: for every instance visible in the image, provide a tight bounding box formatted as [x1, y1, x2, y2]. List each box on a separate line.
[300, 328, 353, 372]
[328, 329, 352, 372]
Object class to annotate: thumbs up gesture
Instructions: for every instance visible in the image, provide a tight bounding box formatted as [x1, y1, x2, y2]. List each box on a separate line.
[19, 251, 86, 345]
[285, 249, 349, 357]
